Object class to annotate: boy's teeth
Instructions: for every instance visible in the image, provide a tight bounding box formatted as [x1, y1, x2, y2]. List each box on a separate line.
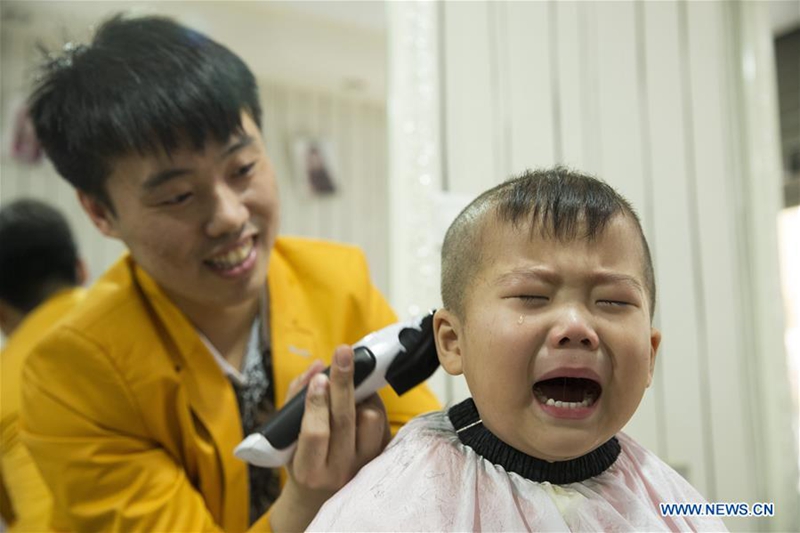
[209, 240, 253, 269]
[540, 392, 595, 409]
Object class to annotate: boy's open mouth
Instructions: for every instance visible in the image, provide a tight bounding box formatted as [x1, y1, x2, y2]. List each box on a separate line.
[533, 378, 602, 409]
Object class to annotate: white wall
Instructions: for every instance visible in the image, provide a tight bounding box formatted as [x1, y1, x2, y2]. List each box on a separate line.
[259, 80, 390, 292]
[387, 1, 798, 531]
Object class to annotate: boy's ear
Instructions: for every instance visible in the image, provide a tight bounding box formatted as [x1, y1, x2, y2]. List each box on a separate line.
[433, 308, 464, 376]
[646, 327, 661, 387]
[78, 191, 120, 239]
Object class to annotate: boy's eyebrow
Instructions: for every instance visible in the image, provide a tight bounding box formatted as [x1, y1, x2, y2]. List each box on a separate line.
[494, 268, 644, 292]
[494, 268, 559, 286]
[586, 271, 644, 292]
[142, 135, 255, 191]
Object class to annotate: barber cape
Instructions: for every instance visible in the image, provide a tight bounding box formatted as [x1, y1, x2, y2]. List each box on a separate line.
[309, 398, 726, 532]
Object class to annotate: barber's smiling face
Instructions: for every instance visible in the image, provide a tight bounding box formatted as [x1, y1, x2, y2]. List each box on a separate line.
[436, 214, 660, 461]
[82, 112, 279, 312]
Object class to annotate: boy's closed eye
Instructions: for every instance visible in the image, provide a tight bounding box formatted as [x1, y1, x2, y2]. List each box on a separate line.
[505, 294, 640, 310]
[506, 295, 551, 310]
[516, 295, 550, 303]
[596, 299, 632, 307]
[594, 290, 642, 310]
[514, 296, 634, 306]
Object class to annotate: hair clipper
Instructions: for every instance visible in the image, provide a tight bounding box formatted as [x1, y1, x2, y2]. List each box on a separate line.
[234, 310, 439, 468]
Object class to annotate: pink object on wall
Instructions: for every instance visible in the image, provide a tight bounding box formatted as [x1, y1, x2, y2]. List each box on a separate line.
[10, 105, 43, 165]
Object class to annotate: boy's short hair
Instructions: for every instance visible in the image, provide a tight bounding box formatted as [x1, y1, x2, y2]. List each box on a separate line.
[0, 199, 80, 313]
[441, 167, 656, 319]
[28, 15, 262, 212]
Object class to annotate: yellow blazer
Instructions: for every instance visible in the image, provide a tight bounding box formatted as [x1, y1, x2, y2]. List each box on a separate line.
[1, 288, 85, 532]
[21, 238, 440, 532]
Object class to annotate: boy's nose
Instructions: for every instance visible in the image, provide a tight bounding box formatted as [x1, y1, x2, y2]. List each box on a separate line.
[548, 307, 600, 350]
[205, 184, 249, 238]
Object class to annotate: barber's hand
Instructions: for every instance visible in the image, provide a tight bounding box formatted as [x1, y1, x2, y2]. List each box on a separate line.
[269, 346, 390, 532]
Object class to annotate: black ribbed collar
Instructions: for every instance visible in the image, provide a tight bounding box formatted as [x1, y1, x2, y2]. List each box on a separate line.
[448, 398, 620, 484]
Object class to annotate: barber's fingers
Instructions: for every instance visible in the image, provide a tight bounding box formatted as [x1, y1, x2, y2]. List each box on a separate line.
[289, 346, 383, 492]
[293, 374, 331, 481]
[355, 393, 389, 467]
[326, 345, 357, 471]
[286, 359, 326, 401]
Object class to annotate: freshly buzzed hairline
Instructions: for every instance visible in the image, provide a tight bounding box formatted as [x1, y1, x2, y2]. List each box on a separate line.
[440, 166, 657, 320]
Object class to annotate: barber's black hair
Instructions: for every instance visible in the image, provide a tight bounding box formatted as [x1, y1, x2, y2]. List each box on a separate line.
[28, 14, 262, 212]
[0, 199, 80, 312]
[441, 166, 656, 319]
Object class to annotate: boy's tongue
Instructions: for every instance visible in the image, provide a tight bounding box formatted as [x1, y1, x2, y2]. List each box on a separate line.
[534, 378, 594, 403]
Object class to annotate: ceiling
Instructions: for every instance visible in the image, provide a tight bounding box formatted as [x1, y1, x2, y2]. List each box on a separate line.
[3, 0, 796, 104]
[1, 1, 388, 102]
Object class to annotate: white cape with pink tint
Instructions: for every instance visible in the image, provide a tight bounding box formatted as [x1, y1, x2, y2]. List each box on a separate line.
[308, 410, 727, 532]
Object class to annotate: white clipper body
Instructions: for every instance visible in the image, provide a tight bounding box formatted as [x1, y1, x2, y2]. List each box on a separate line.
[234, 312, 437, 468]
